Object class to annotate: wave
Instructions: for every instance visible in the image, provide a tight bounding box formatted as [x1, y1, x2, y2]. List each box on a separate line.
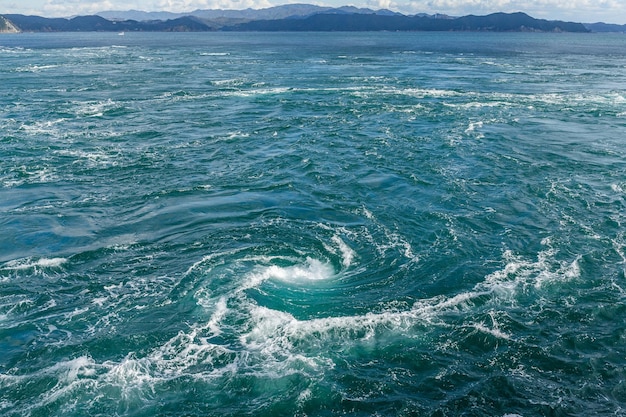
[2, 32, 625, 416]
[72, 98, 128, 118]
[14, 64, 59, 73]
[1, 257, 68, 271]
[0, 230, 585, 414]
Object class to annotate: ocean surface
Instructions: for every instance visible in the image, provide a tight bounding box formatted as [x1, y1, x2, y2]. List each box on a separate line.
[1, 31, 626, 416]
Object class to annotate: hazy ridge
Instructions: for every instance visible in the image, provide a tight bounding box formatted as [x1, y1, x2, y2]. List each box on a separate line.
[0, 6, 596, 32]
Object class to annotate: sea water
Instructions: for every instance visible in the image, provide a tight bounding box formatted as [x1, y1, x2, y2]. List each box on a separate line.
[1, 31, 626, 416]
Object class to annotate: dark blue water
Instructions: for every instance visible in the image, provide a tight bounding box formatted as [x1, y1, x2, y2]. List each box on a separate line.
[1, 31, 626, 416]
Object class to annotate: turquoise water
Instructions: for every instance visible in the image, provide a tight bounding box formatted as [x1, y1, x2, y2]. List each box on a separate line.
[1, 31, 626, 416]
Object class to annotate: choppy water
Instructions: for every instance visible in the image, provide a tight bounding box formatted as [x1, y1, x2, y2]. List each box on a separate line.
[1, 31, 626, 416]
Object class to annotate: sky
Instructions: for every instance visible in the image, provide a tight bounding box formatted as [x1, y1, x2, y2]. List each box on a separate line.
[1, 0, 625, 24]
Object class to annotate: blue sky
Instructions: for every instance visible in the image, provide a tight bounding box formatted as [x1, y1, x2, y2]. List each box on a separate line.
[2, 0, 625, 24]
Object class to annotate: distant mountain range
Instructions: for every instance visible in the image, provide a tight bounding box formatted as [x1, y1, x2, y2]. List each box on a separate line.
[1, 5, 622, 33]
[97, 4, 406, 22]
[584, 22, 626, 32]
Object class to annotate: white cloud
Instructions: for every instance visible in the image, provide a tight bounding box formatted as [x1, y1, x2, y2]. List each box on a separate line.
[153, 0, 273, 12]
[367, 0, 397, 10]
[34, 0, 273, 15]
[42, 0, 136, 15]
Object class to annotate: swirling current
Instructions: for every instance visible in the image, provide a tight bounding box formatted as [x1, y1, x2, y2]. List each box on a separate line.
[1, 32, 626, 416]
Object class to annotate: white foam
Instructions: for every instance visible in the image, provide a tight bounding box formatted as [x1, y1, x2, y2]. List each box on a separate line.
[255, 257, 335, 284]
[3, 257, 67, 271]
[17, 357, 98, 412]
[18, 117, 66, 135]
[91, 297, 108, 307]
[146, 326, 236, 379]
[380, 87, 461, 99]
[534, 255, 581, 288]
[185, 249, 246, 277]
[331, 235, 356, 268]
[243, 245, 580, 351]
[104, 355, 154, 388]
[465, 120, 484, 138]
[73, 98, 119, 117]
[484, 246, 581, 296]
[222, 131, 250, 141]
[55, 148, 118, 168]
[0, 46, 27, 54]
[15, 64, 58, 72]
[61, 309, 88, 327]
[230, 87, 291, 97]
[472, 310, 512, 340]
[54, 356, 97, 382]
[175, 231, 585, 390]
[211, 78, 244, 86]
[354, 207, 420, 264]
[240, 286, 488, 355]
[242, 305, 297, 351]
[362, 207, 375, 220]
[1, 244, 583, 409]
[297, 388, 312, 404]
[0, 400, 14, 411]
[207, 296, 228, 336]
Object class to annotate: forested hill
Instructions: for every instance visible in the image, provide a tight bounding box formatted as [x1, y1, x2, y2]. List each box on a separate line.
[224, 12, 589, 32]
[1, 14, 210, 32]
[1, 11, 589, 33]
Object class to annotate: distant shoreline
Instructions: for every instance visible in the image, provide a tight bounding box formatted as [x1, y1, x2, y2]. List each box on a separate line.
[1, 9, 609, 33]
